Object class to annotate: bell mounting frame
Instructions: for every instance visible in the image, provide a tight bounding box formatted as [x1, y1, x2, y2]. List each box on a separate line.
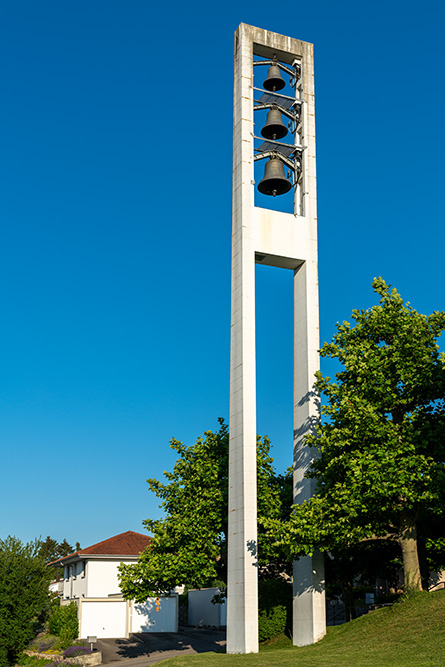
[253, 56, 305, 211]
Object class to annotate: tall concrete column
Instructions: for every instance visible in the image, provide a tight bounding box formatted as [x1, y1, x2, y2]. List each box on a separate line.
[228, 24, 325, 653]
[291, 46, 326, 644]
[227, 23, 258, 655]
[293, 261, 326, 645]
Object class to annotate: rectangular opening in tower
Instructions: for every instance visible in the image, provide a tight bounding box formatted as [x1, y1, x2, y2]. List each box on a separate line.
[255, 262, 294, 474]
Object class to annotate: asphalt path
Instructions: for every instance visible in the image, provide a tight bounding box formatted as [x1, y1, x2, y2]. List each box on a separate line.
[95, 629, 226, 666]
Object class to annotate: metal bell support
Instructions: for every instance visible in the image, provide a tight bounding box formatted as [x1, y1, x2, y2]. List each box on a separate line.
[260, 106, 288, 140]
[257, 156, 292, 197]
[263, 59, 285, 91]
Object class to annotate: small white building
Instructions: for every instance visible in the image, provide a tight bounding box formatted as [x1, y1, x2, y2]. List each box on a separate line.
[188, 588, 227, 627]
[50, 531, 178, 639]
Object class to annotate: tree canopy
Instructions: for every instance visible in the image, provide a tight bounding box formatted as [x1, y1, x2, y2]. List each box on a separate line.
[276, 278, 445, 591]
[0, 536, 52, 667]
[118, 419, 292, 601]
[39, 536, 80, 565]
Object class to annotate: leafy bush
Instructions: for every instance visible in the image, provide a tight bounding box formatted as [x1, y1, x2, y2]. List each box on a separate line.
[258, 604, 287, 642]
[27, 634, 59, 653]
[258, 579, 292, 642]
[0, 537, 52, 667]
[48, 607, 61, 637]
[48, 604, 78, 645]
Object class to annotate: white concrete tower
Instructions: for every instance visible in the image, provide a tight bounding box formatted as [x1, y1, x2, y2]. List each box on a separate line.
[228, 23, 326, 654]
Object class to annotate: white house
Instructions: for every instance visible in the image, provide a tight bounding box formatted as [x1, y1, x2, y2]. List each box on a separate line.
[50, 531, 178, 639]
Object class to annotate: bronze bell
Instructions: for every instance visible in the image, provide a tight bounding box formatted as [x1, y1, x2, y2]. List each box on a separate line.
[263, 62, 285, 92]
[261, 106, 288, 140]
[257, 157, 292, 197]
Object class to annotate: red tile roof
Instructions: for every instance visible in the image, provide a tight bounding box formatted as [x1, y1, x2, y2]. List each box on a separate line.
[49, 531, 151, 565]
[79, 531, 152, 556]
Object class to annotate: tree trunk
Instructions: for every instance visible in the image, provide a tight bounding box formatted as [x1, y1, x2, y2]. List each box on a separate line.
[341, 579, 356, 621]
[398, 516, 422, 592]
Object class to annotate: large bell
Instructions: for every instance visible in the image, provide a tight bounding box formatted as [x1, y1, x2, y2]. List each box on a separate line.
[261, 106, 288, 140]
[257, 156, 292, 197]
[263, 62, 285, 92]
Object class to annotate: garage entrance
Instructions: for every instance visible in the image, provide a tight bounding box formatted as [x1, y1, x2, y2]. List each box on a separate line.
[80, 600, 128, 638]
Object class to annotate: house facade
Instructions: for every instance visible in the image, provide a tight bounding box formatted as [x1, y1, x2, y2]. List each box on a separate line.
[51, 531, 178, 638]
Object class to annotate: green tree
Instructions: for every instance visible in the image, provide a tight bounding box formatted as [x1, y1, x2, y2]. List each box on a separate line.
[118, 419, 292, 601]
[39, 537, 61, 564]
[276, 278, 445, 592]
[0, 537, 51, 667]
[39, 537, 78, 572]
[58, 539, 78, 558]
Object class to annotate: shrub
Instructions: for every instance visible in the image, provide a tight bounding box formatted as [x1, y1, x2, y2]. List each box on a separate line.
[258, 604, 287, 642]
[48, 604, 78, 644]
[258, 579, 292, 642]
[0, 537, 52, 667]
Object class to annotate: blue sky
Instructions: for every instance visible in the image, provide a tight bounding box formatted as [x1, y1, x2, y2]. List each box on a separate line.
[1, 1, 444, 549]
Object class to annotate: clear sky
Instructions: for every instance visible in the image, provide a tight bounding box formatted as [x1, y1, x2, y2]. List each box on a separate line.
[1, 0, 444, 549]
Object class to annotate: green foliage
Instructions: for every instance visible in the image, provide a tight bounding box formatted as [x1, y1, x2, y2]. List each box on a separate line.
[258, 606, 287, 642]
[275, 278, 445, 592]
[48, 604, 78, 645]
[118, 419, 292, 601]
[27, 634, 59, 652]
[47, 606, 62, 637]
[258, 579, 292, 642]
[38, 537, 79, 566]
[15, 656, 54, 667]
[0, 537, 52, 667]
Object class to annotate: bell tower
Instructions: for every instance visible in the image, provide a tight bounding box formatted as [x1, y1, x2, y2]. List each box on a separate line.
[227, 24, 326, 654]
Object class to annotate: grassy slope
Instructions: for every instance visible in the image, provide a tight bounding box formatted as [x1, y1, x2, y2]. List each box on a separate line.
[160, 590, 445, 667]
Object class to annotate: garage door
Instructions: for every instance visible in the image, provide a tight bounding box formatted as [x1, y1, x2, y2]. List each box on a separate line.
[80, 601, 127, 638]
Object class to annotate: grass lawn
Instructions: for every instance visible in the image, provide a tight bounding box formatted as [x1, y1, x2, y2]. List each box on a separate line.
[160, 590, 445, 667]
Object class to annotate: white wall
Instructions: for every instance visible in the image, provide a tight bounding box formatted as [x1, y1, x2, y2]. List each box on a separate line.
[63, 558, 136, 600]
[131, 596, 178, 633]
[188, 588, 226, 627]
[86, 560, 124, 598]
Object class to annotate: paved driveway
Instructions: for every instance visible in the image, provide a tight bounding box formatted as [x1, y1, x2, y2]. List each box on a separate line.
[96, 628, 226, 666]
